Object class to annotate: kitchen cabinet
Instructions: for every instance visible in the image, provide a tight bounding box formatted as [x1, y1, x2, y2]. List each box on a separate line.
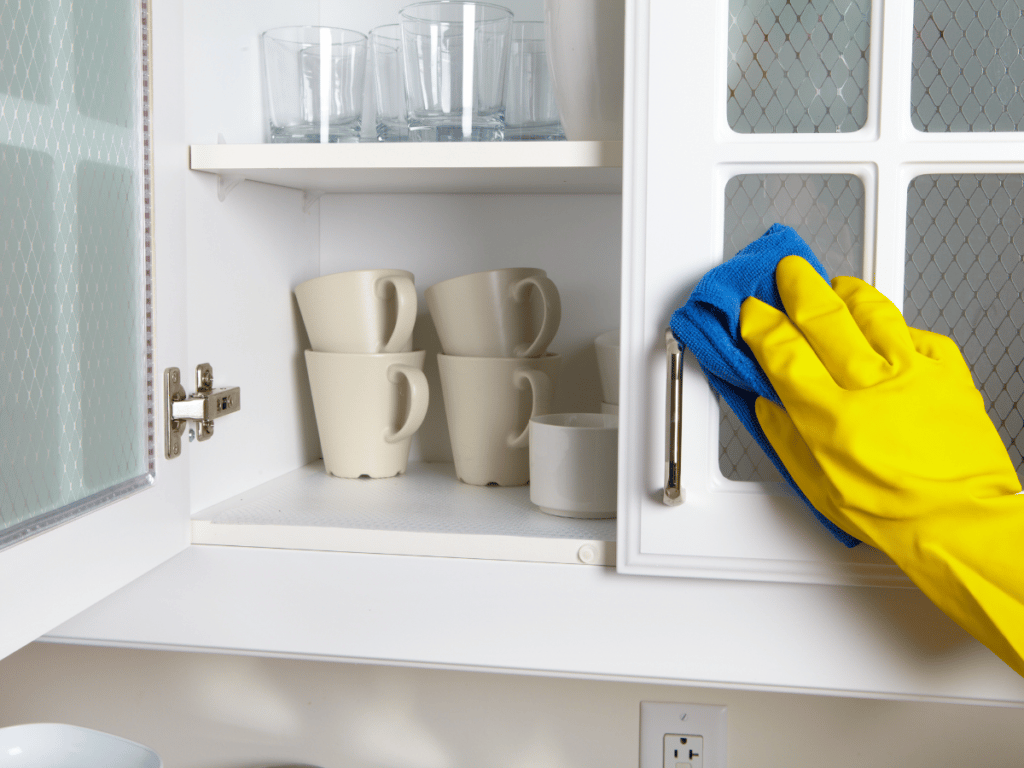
[5, 0, 1024, 705]
[0, 0, 191, 661]
[618, 0, 1024, 590]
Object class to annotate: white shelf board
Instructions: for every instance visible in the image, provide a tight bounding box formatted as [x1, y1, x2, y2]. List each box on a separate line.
[188, 141, 623, 194]
[49, 538, 1024, 705]
[192, 460, 616, 566]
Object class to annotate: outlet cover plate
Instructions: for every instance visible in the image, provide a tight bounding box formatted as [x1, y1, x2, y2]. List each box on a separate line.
[640, 702, 727, 768]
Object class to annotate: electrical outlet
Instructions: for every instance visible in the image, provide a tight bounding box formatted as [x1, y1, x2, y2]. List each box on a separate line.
[640, 702, 726, 768]
[664, 733, 703, 768]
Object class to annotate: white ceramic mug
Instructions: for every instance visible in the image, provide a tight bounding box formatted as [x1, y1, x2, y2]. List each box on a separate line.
[426, 267, 562, 358]
[305, 349, 428, 479]
[594, 328, 620, 405]
[437, 352, 560, 486]
[529, 412, 618, 518]
[295, 268, 417, 353]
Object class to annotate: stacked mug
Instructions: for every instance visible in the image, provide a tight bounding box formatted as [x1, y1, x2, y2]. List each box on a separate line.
[295, 269, 428, 479]
[594, 329, 619, 415]
[426, 268, 562, 486]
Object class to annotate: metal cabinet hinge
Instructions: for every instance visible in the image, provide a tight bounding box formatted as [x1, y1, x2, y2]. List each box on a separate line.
[164, 363, 241, 459]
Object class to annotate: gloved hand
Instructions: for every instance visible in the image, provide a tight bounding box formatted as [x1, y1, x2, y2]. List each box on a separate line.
[740, 254, 1024, 678]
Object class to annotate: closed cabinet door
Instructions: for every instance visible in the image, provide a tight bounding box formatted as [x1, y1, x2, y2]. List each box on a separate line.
[0, 0, 189, 660]
[618, 0, 1024, 585]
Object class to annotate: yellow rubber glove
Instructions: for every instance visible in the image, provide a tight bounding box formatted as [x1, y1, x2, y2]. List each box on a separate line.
[740, 255, 1024, 678]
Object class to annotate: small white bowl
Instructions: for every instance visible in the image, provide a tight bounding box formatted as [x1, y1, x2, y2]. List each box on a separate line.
[529, 413, 618, 519]
[0, 724, 161, 768]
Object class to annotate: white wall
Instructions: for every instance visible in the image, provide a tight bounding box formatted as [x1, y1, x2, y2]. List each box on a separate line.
[2, 643, 1023, 768]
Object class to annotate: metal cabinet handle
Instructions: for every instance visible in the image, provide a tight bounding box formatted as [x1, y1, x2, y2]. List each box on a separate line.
[664, 329, 685, 505]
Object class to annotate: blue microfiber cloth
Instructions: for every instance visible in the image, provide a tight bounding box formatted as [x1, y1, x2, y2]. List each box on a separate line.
[669, 223, 860, 547]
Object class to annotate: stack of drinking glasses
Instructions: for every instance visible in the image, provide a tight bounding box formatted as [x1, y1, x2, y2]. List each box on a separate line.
[262, 2, 565, 143]
[262, 26, 369, 143]
[295, 269, 428, 479]
[368, 24, 408, 142]
[503, 20, 565, 141]
[426, 268, 562, 486]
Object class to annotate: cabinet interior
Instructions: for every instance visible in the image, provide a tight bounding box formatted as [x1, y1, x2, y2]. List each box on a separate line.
[184, 164, 622, 565]
[178, 0, 623, 565]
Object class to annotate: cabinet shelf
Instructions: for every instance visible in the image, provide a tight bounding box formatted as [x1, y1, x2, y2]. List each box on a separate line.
[189, 141, 623, 194]
[192, 460, 616, 566]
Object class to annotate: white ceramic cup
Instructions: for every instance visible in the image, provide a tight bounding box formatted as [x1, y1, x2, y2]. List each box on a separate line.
[306, 349, 428, 479]
[295, 268, 417, 353]
[594, 328, 619, 405]
[426, 267, 562, 358]
[437, 352, 560, 486]
[543, 0, 625, 140]
[529, 412, 618, 518]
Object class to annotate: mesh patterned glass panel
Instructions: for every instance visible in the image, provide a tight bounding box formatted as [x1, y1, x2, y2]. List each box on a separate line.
[911, 0, 1024, 132]
[0, 0, 151, 549]
[905, 175, 1024, 474]
[727, 0, 872, 133]
[720, 174, 865, 481]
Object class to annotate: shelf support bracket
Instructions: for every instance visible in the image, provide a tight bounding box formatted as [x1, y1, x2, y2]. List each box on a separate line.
[217, 172, 245, 202]
[303, 189, 325, 213]
[215, 133, 245, 202]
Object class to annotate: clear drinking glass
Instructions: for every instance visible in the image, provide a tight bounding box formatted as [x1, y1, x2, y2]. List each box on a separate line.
[370, 24, 409, 141]
[262, 26, 368, 143]
[505, 21, 565, 140]
[399, 1, 514, 141]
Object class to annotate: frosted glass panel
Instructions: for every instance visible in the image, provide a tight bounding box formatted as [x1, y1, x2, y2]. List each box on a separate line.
[78, 161, 146, 489]
[905, 175, 1024, 473]
[74, 0, 135, 127]
[0, 0, 52, 103]
[720, 173, 865, 481]
[1, 146, 62, 523]
[727, 0, 871, 133]
[911, 0, 1024, 132]
[0, 0, 151, 549]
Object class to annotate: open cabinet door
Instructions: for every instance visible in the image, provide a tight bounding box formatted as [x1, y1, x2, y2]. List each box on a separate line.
[0, 0, 189, 660]
[619, 0, 1024, 585]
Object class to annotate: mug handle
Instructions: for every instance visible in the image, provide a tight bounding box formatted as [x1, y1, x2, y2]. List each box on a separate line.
[510, 275, 561, 358]
[507, 369, 552, 448]
[385, 364, 429, 444]
[377, 275, 418, 353]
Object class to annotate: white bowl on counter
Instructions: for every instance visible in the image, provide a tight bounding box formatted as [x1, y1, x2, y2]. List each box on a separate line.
[0, 723, 161, 768]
